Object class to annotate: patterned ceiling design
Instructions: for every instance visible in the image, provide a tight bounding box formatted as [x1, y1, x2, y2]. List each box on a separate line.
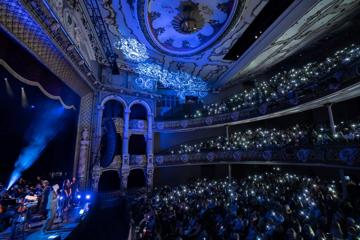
[142, 0, 238, 55]
[18, 0, 359, 96]
[100, 0, 262, 85]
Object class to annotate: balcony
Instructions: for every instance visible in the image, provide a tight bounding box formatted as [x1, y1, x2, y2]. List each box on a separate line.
[154, 145, 360, 168]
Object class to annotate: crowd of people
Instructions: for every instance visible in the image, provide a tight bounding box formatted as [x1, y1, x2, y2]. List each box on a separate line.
[131, 169, 360, 239]
[0, 176, 82, 236]
[168, 120, 360, 154]
[181, 44, 360, 119]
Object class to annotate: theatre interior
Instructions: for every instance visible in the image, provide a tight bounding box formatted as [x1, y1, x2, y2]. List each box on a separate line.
[1, 0, 360, 239]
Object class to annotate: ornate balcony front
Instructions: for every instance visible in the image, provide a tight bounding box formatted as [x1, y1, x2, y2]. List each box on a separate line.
[154, 145, 360, 168]
[129, 119, 148, 132]
[129, 155, 147, 167]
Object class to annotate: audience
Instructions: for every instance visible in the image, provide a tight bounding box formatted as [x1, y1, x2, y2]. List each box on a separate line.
[175, 44, 360, 119]
[169, 120, 360, 154]
[131, 169, 360, 240]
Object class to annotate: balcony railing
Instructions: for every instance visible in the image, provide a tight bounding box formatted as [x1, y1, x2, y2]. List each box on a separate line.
[129, 119, 148, 131]
[129, 155, 146, 166]
[154, 60, 360, 131]
[154, 145, 360, 168]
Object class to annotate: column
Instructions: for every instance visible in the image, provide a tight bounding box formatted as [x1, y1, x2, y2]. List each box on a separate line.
[226, 125, 229, 140]
[96, 105, 104, 139]
[228, 164, 232, 180]
[92, 105, 104, 167]
[73, 93, 94, 190]
[146, 113, 154, 189]
[121, 108, 130, 190]
[326, 103, 336, 135]
[78, 128, 90, 189]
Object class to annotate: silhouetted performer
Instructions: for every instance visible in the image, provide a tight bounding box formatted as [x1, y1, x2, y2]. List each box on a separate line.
[42, 184, 59, 232]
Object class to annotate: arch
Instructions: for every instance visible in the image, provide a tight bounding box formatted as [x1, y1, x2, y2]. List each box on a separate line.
[129, 99, 152, 116]
[99, 96, 126, 166]
[129, 134, 146, 155]
[103, 100, 124, 119]
[100, 95, 128, 109]
[129, 103, 147, 120]
[98, 170, 121, 192]
[127, 169, 146, 189]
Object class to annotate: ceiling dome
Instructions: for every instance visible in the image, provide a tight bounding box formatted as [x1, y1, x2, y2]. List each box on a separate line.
[140, 0, 239, 56]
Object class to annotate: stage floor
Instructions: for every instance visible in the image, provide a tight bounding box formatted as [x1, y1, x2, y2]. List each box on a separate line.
[0, 208, 81, 240]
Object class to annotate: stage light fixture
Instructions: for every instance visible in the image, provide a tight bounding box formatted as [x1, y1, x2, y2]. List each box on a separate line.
[21, 87, 28, 108]
[4, 77, 14, 97]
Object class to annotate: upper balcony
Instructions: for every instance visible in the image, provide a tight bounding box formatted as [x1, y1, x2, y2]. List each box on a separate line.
[154, 45, 360, 132]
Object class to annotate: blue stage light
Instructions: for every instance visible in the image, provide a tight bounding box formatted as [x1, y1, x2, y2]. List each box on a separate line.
[79, 209, 85, 215]
[7, 105, 66, 190]
[85, 194, 91, 200]
[77, 194, 81, 199]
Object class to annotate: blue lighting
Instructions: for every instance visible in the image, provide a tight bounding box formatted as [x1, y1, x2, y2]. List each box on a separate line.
[7, 105, 65, 190]
[85, 194, 91, 200]
[113, 35, 209, 98]
[77, 194, 81, 199]
[79, 209, 85, 215]
[114, 38, 149, 62]
[48, 235, 60, 239]
[135, 63, 208, 99]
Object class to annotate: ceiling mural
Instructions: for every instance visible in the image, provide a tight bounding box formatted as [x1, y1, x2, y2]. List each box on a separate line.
[142, 0, 238, 55]
[96, 0, 265, 95]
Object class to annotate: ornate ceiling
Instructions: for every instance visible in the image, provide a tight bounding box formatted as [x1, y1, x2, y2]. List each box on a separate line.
[142, 0, 238, 55]
[19, 0, 359, 98]
[99, 0, 264, 89]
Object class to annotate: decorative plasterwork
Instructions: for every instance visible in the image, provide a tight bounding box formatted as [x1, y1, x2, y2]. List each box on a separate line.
[142, 0, 239, 55]
[0, 0, 92, 96]
[46, 0, 101, 65]
[97, 0, 261, 84]
[225, 0, 360, 86]
[0, 59, 76, 110]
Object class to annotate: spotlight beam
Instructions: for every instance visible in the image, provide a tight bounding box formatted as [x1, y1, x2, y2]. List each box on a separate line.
[7, 105, 66, 190]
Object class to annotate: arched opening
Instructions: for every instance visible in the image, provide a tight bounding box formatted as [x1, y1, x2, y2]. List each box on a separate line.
[100, 100, 124, 167]
[129, 134, 146, 155]
[127, 169, 146, 189]
[103, 100, 124, 119]
[130, 103, 147, 120]
[98, 170, 121, 192]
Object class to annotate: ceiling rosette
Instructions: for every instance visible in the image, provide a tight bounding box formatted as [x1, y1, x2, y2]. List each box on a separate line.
[139, 0, 239, 56]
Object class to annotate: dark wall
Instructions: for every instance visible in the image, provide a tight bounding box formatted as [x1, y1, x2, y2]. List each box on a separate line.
[0, 30, 80, 184]
[154, 164, 360, 187]
[154, 164, 228, 186]
[156, 127, 226, 153]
